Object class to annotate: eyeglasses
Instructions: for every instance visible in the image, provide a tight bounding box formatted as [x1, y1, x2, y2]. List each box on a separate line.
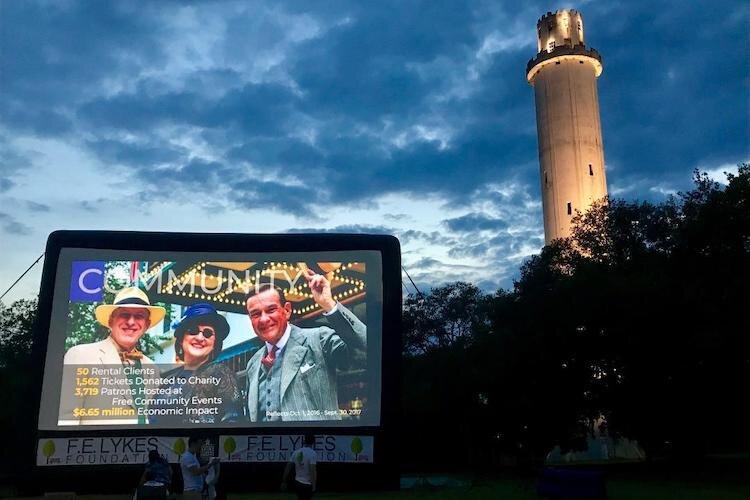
[114, 311, 148, 321]
[186, 328, 216, 339]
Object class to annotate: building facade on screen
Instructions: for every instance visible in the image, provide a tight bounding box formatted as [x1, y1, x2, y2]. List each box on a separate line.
[527, 9, 609, 244]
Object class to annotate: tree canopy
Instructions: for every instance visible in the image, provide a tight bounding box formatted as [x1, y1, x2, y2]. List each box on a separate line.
[401, 164, 750, 466]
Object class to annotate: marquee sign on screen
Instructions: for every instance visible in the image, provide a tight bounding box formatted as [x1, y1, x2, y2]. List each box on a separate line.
[37, 249, 382, 430]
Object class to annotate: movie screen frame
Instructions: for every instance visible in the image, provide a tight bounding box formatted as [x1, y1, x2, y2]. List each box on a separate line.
[31, 231, 401, 434]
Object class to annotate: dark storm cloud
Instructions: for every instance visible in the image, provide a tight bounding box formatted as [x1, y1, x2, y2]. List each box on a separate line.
[0, 212, 31, 236]
[78, 82, 299, 137]
[443, 212, 509, 232]
[398, 230, 455, 246]
[0, 1, 163, 133]
[78, 90, 203, 133]
[404, 257, 482, 291]
[447, 241, 492, 259]
[25, 201, 50, 213]
[0, 136, 34, 193]
[232, 179, 318, 217]
[284, 0, 747, 206]
[270, 2, 540, 205]
[121, 155, 320, 218]
[86, 139, 189, 168]
[285, 224, 395, 234]
[580, 1, 749, 196]
[383, 213, 410, 222]
[0, 0, 746, 217]
[79, 199, 108, 213]
[408, 257, 477, 271]
[288, 0, 478, 121]
[447, 227, 543, 259]
[178, 158, 232, 183]
[277, 125, 534, 209]
[227, 138, 327, 177]
[409, 257, 443, 270]
[1, 109, 73, 137]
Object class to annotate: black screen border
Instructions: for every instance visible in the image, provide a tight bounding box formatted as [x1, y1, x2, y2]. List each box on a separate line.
[26, 230, 401, 490]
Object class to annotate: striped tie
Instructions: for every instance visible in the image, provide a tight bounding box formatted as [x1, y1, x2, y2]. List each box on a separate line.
[262, 345, 278, 370]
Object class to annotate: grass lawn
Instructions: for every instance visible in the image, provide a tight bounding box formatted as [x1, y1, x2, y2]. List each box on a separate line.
[230, 480, 749, 499]
[214, 479, 750, 499]
[5, 477, 750, 499]
[606, 479, 750, 500]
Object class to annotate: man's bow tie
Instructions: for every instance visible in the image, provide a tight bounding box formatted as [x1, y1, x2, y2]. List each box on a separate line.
[119, 349, 144, 363]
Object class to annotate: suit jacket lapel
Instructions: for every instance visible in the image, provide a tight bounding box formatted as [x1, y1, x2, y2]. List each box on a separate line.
[100, 338, 118, 365]
[280, 328, 307, 400]
[247, 351, 263, 421]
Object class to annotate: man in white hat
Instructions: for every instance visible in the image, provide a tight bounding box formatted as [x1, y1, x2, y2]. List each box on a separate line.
[59, 287, 166, 425]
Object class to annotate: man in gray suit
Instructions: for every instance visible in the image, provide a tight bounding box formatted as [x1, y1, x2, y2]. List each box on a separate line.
[245, 269, 366, 422]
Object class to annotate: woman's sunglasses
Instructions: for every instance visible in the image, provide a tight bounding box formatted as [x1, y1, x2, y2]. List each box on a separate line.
[186, 328, 216, 339]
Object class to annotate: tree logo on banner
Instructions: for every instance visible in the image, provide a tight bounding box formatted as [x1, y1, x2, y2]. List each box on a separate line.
[350, 437, 363, 461]
[42, 440, 56, 464]
[173, 438, 186, 460]
[223, 437, 236, 459]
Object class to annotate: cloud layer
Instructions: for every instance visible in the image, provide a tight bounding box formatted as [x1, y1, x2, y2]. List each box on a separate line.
[0, 0, 747, 297]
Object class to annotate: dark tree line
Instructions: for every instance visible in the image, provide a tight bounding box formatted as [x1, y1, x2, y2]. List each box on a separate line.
[401, 165, 750, 469]
[0, 165, 748, 477]
[0, 298, 37, 476]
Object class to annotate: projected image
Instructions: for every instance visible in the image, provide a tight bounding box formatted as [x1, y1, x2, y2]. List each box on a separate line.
[47, 255, 377, 429]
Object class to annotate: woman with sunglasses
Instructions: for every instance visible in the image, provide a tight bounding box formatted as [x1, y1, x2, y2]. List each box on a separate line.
[167, 303, 242, 424]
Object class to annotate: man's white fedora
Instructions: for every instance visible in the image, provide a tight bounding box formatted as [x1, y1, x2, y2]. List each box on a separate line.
[94, 286, 166, 327]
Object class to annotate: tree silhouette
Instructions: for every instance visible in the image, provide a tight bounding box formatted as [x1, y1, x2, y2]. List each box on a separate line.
[0, 298, 35, 368]
[400, 165, 750, 466]
[403, 282, 489, 356]
[0, 298, 37, 474]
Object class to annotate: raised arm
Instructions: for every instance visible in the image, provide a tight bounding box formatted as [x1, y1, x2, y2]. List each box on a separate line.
[304, 268, 367, 351]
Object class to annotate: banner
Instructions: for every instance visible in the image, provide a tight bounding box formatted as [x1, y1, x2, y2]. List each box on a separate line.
[37, 435, 374, 465]
[219, 435, 373, 463]
[37, 436, 187, 466]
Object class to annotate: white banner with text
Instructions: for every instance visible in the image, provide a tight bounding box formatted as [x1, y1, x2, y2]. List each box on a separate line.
[219, 435, 373, 463]
[37, 436, 187, 466]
